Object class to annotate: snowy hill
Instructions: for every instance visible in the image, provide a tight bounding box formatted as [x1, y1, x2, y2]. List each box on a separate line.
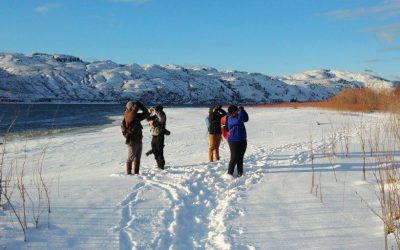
[0, 53, 394, 104]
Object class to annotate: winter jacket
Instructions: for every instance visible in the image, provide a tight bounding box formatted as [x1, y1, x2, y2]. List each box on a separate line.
[149, 110, 166, 136]
[227, 109, 249, 142]
[208, 108, 227, 135]
[121, 106, 149, 143]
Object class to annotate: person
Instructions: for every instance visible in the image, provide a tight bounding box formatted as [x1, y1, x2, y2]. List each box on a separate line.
[208, 105, 227, 162]
[226, 105, 249, 177]
[121, 101, 149, 175]
[146, 105, 168, 170]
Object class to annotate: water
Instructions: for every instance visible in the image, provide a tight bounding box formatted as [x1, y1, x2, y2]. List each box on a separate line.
[0, 104, 124, 136]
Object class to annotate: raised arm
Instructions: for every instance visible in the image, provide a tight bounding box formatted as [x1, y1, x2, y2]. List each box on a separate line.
[237, 108, 249, 123]
[156, 111, 166, 125]
[218, 107, 227, 117]
[136, 102, 150, 121]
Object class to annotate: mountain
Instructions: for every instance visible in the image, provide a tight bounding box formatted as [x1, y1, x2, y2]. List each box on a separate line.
[0, 53, 395, 104]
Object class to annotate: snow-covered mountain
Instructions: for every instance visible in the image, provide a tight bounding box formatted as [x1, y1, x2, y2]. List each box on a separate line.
[0, 53, 394, 104]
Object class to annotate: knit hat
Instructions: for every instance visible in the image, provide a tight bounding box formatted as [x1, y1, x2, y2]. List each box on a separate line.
[155, 105, 163, 111]
[126, 101, 134, 110]
[228, 105, 238, 114]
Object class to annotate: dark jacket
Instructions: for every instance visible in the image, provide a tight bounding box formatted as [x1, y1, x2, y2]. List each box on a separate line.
[227, 109, 249, 142]
[121, 106, 149, 143]
[209, 108, 227, 135]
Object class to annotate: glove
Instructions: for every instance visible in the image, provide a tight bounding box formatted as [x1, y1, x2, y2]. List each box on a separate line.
[136, 101, 144, 108]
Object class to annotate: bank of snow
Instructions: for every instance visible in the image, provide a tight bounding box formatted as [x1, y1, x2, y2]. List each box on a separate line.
[0, 107, 397, 249]
[0, 53, 394, 104]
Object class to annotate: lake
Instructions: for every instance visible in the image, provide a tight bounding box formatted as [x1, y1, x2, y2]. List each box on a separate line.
[0, 104, 124, 136]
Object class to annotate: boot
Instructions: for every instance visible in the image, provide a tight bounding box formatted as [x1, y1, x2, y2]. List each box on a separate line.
[126, 162, 132, 175]
[157, 161, 164, 170]
[157, 159, 165, 170]
[133, 160, 140, 175]
[161, 159, 165, 170]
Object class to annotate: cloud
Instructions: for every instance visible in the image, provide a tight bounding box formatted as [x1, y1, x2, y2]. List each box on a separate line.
[362, 23, 400, 43]
[363, 56, 400, 65]
[325, 0, 400, 20]
[390, 75, 400, 81]
[364, 69, 381, 76]
[364, 59, 383, 64]
[111, 0, 150, 4]
[35, 3, 61, 14]
[384, 45, 400, 51]
[324, 1, 400, 50]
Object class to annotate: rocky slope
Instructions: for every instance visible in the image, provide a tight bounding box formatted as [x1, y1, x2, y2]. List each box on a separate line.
[0, 53, 394, 104]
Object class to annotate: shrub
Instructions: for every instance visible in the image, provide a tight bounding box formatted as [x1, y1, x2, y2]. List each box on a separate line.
[261, 86, 400, 113]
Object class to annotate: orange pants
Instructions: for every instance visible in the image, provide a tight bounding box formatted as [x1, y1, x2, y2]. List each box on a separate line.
[209, 134, 222, 162]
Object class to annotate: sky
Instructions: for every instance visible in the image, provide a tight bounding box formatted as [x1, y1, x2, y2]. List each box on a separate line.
[0, 0, 399, 80]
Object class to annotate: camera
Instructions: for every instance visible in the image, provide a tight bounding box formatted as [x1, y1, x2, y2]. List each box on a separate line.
[147, 115, 157, 121]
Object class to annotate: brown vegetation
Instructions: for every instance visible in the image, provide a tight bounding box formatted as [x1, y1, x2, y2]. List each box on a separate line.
[260, 86, 400, 113]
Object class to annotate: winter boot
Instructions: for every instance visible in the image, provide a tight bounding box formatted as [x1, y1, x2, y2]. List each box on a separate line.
[157, 162, 164, 170]
[126, 162, 132, 175]
[156, 158, 165, 170]
[133, 159, 140, 175]
[160, 159, 165, 170]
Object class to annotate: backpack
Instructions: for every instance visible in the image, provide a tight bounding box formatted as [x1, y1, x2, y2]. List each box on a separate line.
[121, 114, 143, 145]
[205, 116, 210, 132]
[220, 115, 229, 140]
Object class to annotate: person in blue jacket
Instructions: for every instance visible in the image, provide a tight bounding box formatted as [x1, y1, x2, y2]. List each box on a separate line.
[227, 105, 249, 177]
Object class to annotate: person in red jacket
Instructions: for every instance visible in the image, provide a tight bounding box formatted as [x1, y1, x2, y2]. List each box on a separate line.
[121, 101, 149, 175]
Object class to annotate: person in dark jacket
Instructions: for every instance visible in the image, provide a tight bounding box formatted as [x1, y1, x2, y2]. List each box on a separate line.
[121, 101, 149, 175]
[146, 105, 167, 169]
[208, 105, 227, 162]
[227, 105, 249, 177]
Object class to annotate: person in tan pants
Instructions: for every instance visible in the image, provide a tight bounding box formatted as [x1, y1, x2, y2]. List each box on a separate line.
[209, 134, 222, 161]
[207, 106, 227, 162]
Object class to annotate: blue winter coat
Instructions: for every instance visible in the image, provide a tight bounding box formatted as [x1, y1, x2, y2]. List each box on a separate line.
[227, 109, 249, 142]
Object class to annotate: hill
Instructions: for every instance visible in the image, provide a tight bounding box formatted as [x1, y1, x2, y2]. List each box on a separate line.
[0, 53, 394, 104]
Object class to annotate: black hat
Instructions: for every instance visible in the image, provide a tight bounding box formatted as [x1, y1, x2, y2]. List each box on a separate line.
[155, 105, 163, 111]
[228, 105, 238, 114]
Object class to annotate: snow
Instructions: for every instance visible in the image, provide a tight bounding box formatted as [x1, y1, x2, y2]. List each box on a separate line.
[0, 107, 398, 249]
[0, 53, 395, 104]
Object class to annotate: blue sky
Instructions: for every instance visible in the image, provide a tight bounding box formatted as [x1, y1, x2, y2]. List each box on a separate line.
[0, 0, 399, 80]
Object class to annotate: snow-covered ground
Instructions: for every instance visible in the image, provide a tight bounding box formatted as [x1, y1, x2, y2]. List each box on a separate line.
[0, 107, 398, 249]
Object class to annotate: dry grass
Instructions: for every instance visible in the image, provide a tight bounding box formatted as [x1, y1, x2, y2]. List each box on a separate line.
[258, 86, 400, 113]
